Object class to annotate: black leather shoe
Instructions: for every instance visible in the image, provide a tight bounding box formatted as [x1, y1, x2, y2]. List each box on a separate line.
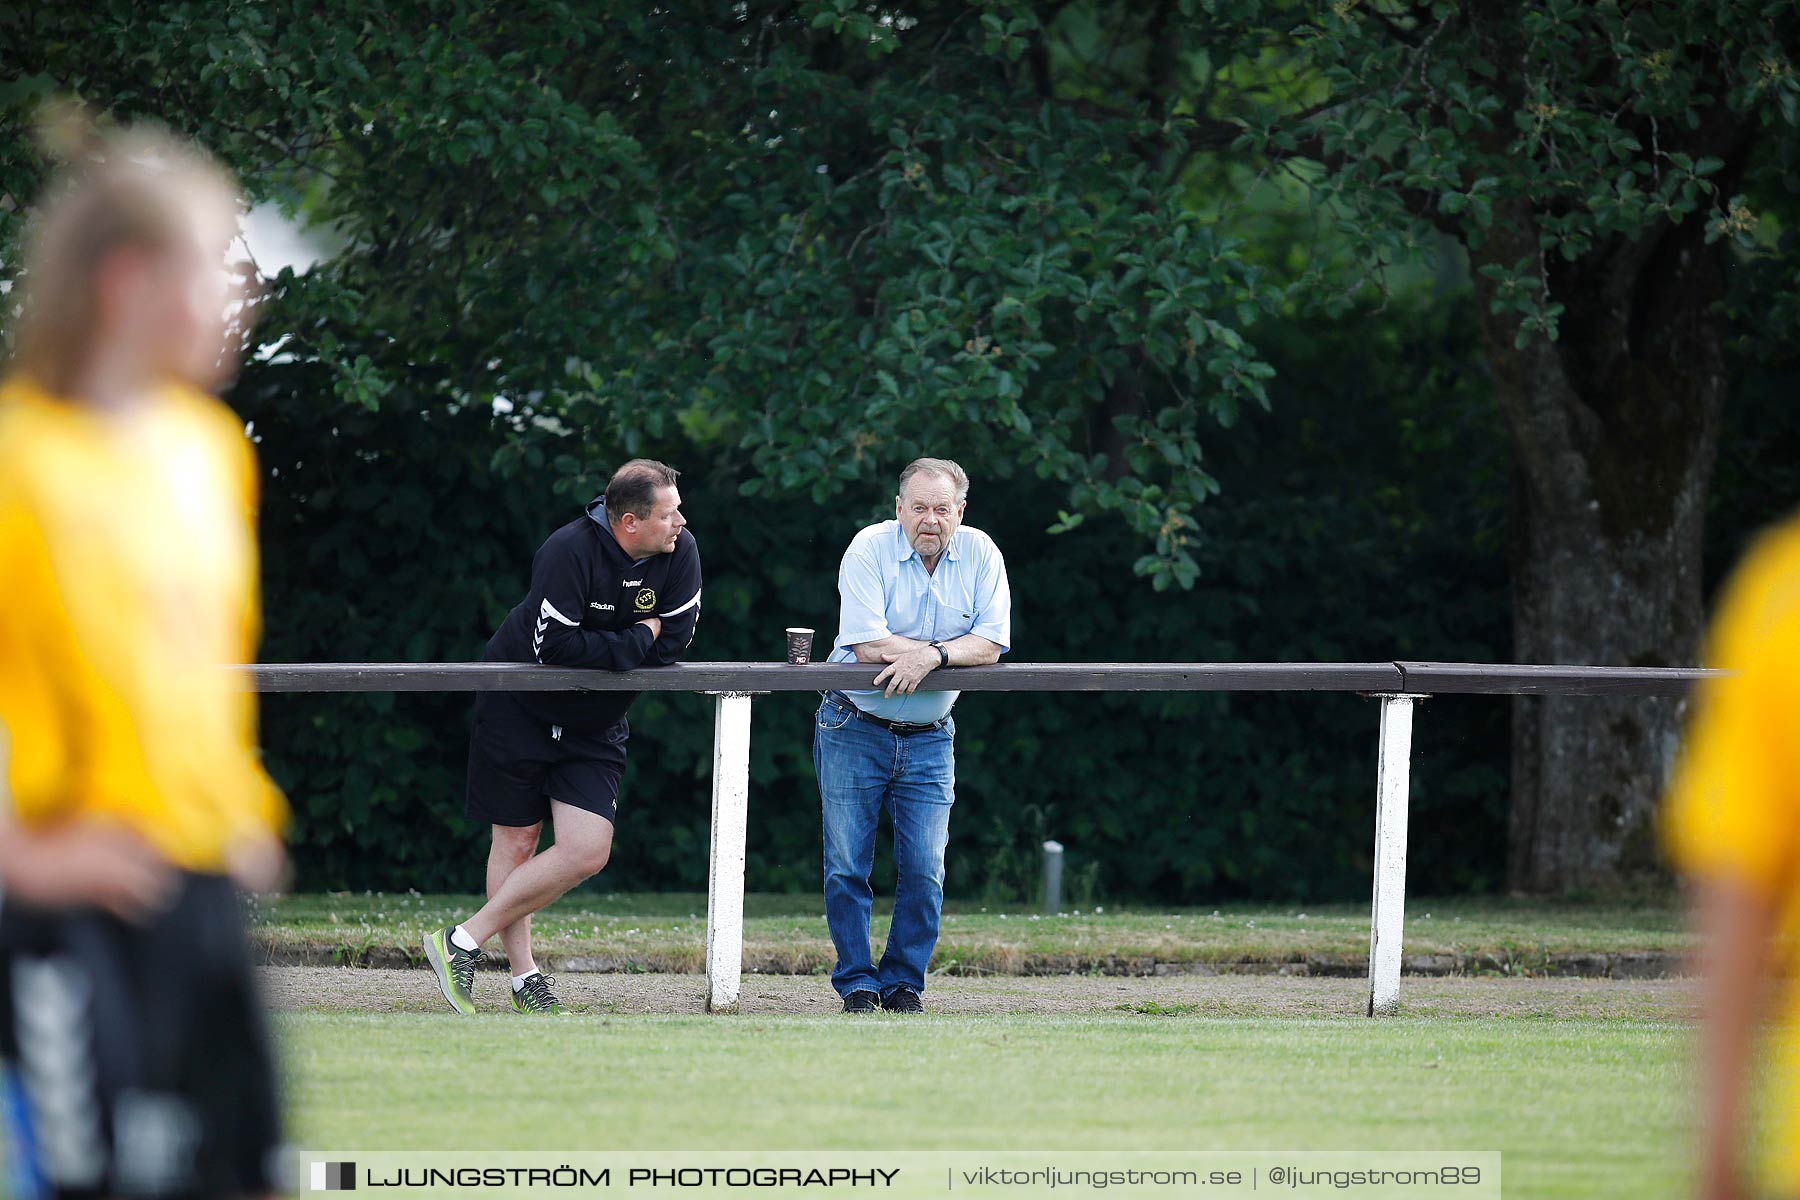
[842, 990, 881, 1013]
[881, 987, 924, 1013]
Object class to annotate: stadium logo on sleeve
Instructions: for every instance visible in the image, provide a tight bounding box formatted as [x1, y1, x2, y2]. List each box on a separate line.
[635, 589, 656, 612]
[310, 1161, 356, 1190]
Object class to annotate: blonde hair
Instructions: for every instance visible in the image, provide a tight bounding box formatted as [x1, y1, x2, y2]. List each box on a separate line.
[9, 103, 241, 396]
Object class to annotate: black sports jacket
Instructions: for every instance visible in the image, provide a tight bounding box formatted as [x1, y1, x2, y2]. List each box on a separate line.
[483, 496, 701, 731]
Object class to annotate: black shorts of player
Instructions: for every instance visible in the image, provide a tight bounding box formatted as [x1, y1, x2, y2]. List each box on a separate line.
[465, 690, 629, 827]
[0, 872, 282, 1200]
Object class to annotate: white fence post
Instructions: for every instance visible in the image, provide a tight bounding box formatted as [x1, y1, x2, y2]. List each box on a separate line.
[1367, 693, 1426, 1017]
[705, 692, 754, 1013]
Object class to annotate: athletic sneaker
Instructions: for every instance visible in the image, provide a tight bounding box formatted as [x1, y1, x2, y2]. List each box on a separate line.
[842, 990, 880, 1013]
[881, 986, 924, 1014]
[510, 971, 570, 1015]
[422, 926, 479, 1014]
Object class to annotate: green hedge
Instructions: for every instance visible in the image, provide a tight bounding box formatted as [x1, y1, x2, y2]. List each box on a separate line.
[247, 302, 1516, 903]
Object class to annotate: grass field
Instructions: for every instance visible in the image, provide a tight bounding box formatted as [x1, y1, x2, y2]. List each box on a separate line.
[1, 893, 1728, 1199]
[260, 891, 1717, 1199]
[280, 1006, 1693, 1199]
[252, 891, 1693, 974]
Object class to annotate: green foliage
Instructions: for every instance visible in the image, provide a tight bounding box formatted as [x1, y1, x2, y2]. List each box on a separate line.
[0, 0, 1305, 587]
[0, 2, 1502, 900]
[1258, 1, 1800, 343]
[238, 298, 1511, 901]
[1707, 97, 1800, 577]
[226, 364, 570, 889]
[3, 1, 1795, 901]
[4, 0, 1795, 560]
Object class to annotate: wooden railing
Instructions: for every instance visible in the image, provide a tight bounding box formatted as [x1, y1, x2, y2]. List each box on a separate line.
[249, 660, 1716, 1015]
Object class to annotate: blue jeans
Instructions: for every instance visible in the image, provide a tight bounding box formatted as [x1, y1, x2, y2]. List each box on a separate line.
[814, 694, 956, 999]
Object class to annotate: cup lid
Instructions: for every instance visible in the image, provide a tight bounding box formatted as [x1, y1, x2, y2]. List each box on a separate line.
[785, 627, 815, 634]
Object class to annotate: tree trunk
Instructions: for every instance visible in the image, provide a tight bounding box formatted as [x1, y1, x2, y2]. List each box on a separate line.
[1472, 205, 1726, 893]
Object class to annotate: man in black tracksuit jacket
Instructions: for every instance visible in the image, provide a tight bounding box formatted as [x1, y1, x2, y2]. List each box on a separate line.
[421, 459, 700, 1016]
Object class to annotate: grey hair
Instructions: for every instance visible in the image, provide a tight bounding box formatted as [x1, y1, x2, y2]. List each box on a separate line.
[897, 457, 969, 504]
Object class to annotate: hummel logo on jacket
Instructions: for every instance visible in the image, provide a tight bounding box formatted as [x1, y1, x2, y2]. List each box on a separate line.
[483, 496, 701, 732]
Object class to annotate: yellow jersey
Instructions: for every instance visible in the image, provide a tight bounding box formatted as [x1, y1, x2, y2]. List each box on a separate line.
[1666, 516, 1800, 1188]
[0, 377, 285, 872]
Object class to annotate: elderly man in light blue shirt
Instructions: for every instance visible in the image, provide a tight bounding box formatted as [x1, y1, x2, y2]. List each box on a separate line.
[815, 457, 1012, 1014]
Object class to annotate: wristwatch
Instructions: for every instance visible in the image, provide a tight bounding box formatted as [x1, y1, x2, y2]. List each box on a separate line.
[929, 641, 949, 668]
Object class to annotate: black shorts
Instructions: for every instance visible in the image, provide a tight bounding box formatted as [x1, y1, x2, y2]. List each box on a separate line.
[0, 872, 282, 1200]
[465, 691, 629, 826]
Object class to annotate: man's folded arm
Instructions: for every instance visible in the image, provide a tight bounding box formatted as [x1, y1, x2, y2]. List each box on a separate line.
[853, 633, 1002, 671]
[643, 546, 702, 666]
[939, 633, 1003, 667]
[531, 551, 657, 671]
[848, 633, 927, 664]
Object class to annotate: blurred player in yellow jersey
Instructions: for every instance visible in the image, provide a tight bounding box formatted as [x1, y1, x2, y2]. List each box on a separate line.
[0, 110, 288, 1199]
[1666, 522, 1800, 1200]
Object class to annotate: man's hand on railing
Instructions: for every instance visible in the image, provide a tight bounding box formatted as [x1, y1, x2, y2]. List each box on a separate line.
[875, 646, 941, 697]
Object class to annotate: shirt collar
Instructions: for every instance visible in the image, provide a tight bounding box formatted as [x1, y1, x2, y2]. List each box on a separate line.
[891, 520, 960, 562]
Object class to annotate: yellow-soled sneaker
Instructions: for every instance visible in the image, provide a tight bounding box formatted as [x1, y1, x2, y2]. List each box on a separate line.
[422, 926, 479, 1014]
[510, 972, 570, 1015]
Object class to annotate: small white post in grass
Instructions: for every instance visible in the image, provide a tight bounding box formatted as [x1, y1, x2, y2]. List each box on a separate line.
[1041, 840, 1064, 915]
[704, 692, 754, 1013]
[1368, 693, 1426, 1018]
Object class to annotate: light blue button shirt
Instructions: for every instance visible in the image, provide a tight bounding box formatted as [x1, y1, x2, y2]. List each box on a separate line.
[828, 520, 1012, 723]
